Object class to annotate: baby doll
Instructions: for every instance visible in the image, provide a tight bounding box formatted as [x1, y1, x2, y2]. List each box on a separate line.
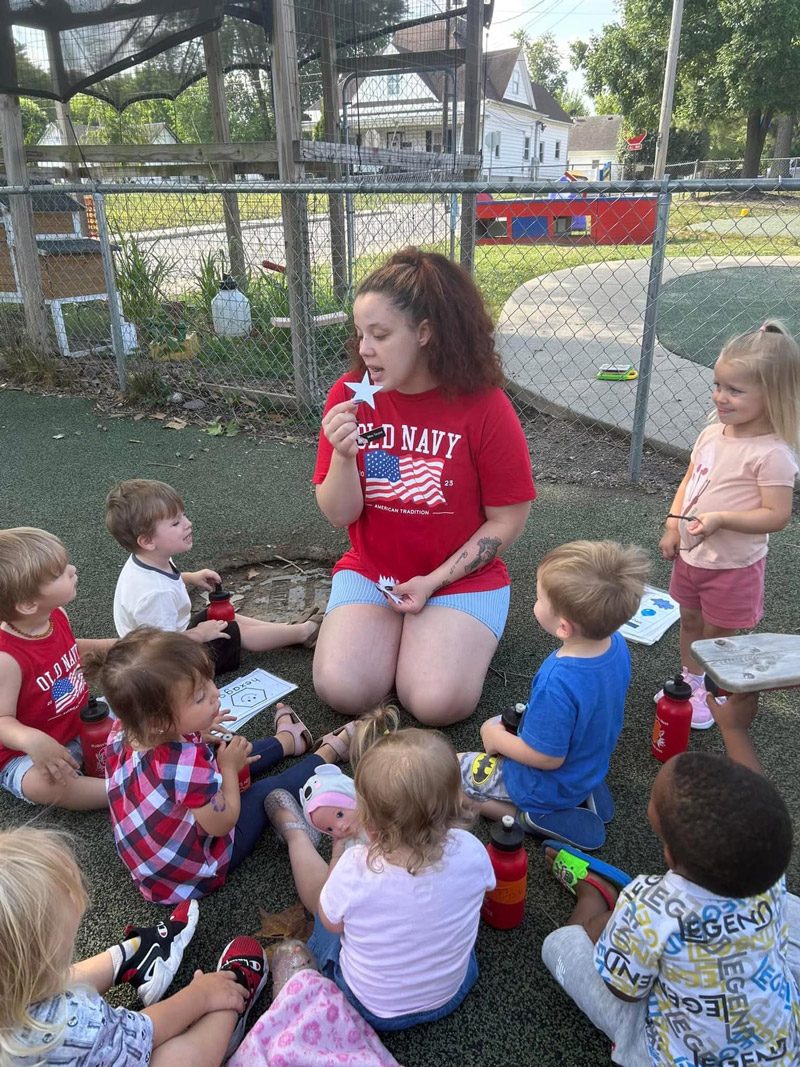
[300, 764, 360, 840]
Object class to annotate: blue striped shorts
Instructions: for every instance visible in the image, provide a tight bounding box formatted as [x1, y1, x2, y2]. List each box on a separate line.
[325, 570, 510, 641]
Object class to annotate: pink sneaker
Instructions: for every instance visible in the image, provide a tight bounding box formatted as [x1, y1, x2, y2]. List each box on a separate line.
[689, 689, 716, 730]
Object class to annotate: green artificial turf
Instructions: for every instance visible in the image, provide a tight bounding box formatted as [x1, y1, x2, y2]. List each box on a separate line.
[1, 388, 799, 1067]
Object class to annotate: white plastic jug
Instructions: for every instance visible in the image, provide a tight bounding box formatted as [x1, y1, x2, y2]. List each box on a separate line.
[211, 276, 252, 337]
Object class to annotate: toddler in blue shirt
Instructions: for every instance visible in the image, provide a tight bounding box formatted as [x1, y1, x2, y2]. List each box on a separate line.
[459, 540, 648, 852]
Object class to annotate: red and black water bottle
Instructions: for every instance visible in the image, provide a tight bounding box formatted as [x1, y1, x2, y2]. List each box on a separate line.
[481, 815, 528, 930]
[207, 582, 235, 622]
[501, 703, 527, 734]
[652, 673, 693, 762]
[80, 698, 113, 777]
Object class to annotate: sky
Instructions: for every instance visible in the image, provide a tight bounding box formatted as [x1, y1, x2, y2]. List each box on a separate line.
[486, 0, 619, 93]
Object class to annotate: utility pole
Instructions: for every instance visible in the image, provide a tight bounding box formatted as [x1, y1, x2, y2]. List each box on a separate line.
[652, 0, 683, 179]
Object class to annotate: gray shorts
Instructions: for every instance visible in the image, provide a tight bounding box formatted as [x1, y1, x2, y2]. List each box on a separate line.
[0, 737, 83, 803]
[541, 892, 800, 1067]
[459, 750, 512, 803]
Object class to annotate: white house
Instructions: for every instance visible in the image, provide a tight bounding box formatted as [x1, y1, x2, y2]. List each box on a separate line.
[37, 122, 178, 174]
[306, 28, 572, 181]
[567, 115, 624, 179]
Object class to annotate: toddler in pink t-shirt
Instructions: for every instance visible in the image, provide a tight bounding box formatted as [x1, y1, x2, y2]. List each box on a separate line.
[658, 321, 800, 727]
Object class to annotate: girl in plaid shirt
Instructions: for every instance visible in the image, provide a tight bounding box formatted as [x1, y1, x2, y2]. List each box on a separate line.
[87, 628, 355, 904]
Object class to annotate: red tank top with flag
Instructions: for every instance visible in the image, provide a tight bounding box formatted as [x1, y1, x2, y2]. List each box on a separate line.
[0, 608, 87, 771]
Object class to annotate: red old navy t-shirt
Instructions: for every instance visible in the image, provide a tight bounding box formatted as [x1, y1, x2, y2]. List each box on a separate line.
[313, 376, 536, 596]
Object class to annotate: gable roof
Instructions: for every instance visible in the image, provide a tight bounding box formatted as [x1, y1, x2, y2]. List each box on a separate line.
[528, 83, 572, 125]
[391, 32, 571, 123]
[568, 115, 623, 152]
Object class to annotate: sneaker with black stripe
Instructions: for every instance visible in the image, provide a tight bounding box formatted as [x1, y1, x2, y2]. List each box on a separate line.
[217, 936, 269, 1060]
[119, 899, 199, 1007]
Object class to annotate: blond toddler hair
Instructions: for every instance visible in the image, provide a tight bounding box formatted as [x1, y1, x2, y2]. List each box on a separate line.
[0, 527, 68, 622]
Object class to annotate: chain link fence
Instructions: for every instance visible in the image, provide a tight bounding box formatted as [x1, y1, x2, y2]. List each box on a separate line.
[1, 177, 799, 483]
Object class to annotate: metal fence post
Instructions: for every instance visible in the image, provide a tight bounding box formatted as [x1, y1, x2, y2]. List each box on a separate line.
[628, 178, 672, 484]
[92, 190, 127, 392]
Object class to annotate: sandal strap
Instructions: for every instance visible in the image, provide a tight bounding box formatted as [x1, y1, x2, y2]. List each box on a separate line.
[551, 850, 617, 910]
[313, 720, 357, 761]
[274, 705, 314, 755]
[551, 849, 589, 895]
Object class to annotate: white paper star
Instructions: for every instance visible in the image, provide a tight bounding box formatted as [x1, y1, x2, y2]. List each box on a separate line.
[345, 371, 383, 409]
[376, 575, 402, 604]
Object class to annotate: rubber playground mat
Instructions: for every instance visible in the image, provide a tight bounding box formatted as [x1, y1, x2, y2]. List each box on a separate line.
[657, 265, 800, 368]
[1, 387, 800, 1067]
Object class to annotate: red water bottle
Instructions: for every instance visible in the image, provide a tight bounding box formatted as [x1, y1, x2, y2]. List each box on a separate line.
[481, 815, 528, 929]
[652, 673, 693, 762]
[207, 583, 235, 622]
[80, 698, 113, 777]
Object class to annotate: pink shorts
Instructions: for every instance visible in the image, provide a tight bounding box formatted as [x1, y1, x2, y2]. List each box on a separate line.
[669, 554, 766, 629]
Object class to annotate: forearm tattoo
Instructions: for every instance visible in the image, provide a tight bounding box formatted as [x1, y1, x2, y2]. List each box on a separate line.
[211, 792, 227, 812]
[464, 536, 502, 575]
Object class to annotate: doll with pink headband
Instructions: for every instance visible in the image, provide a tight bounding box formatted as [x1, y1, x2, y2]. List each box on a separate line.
[300, 764, 360, 840]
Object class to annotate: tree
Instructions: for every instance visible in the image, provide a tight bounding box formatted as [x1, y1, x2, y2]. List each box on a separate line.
[558, 87, 588, 117]
[512, 30, 568, 97]
[574, 0, 800, 177]
[19, 99, 49, 144]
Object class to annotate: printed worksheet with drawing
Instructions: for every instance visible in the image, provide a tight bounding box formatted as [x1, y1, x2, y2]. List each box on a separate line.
[619, 585, 680, 646]
[217, 668, 298, 731]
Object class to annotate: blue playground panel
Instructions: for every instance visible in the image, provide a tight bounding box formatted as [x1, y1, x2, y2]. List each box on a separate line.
[511, 216, 549, 239]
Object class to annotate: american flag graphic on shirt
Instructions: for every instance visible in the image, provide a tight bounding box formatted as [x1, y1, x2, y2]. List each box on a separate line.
[50, 665, 86, 717]
[364, 449, 446, 507]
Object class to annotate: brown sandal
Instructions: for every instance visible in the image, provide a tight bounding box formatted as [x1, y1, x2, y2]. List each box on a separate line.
[293, 606, 326, 649]
[311, 719, 359, 762]
[273, 702, 313, 756]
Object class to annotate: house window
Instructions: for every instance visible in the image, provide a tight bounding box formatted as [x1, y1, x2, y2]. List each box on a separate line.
[495, 136, 501, 158]
[512, 70, 520, 93]
[445, 128, 453, 152]
[387, 73, 401, 96]
[538, 140, 545, 163]
[523, 135, 530, 161]
[425, 130, 433, 152]
[387, 130, 402, 148]
[555, 140, 561, 160]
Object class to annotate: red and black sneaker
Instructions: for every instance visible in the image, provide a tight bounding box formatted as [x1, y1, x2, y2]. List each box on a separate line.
[118, 899, 199, 1006]
[217, 936, 269, 1059]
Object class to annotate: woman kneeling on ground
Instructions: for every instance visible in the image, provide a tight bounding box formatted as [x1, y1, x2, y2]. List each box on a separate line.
[312, 247, 536, 726]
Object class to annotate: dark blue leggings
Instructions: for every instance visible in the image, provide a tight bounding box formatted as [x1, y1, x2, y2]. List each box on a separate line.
[229, 740, 324, 870]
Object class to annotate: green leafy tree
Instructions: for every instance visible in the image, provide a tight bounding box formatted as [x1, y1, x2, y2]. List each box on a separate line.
[574, 0, 800, 177]
[20, 98, 49, 144]
[512, 30, 568, 97]
[558, 87, 588, 117]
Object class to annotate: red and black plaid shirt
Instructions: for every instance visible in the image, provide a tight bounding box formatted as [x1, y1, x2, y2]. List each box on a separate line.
[106, 722, 233, 903]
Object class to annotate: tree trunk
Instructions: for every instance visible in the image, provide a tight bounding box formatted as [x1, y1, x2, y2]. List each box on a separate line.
[769, 114, 795, 176]
[742, 108, 773, 178]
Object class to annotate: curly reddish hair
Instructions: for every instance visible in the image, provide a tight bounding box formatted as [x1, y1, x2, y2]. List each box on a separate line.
[345, 248, 504, 395]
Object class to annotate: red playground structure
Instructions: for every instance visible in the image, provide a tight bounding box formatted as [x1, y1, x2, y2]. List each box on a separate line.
[475, 193, 658, 246]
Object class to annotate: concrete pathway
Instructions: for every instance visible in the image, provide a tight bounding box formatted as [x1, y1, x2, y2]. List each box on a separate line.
[497, 255, 800, 457]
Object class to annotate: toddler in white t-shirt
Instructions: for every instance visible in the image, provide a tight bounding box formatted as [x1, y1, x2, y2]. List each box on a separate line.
[105, 479, 322, 675]
[265, 706, 495, 1030]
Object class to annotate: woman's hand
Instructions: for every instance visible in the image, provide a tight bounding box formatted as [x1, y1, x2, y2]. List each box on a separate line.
[322, 400, 360, 459]
[388, 574, 440, 614]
